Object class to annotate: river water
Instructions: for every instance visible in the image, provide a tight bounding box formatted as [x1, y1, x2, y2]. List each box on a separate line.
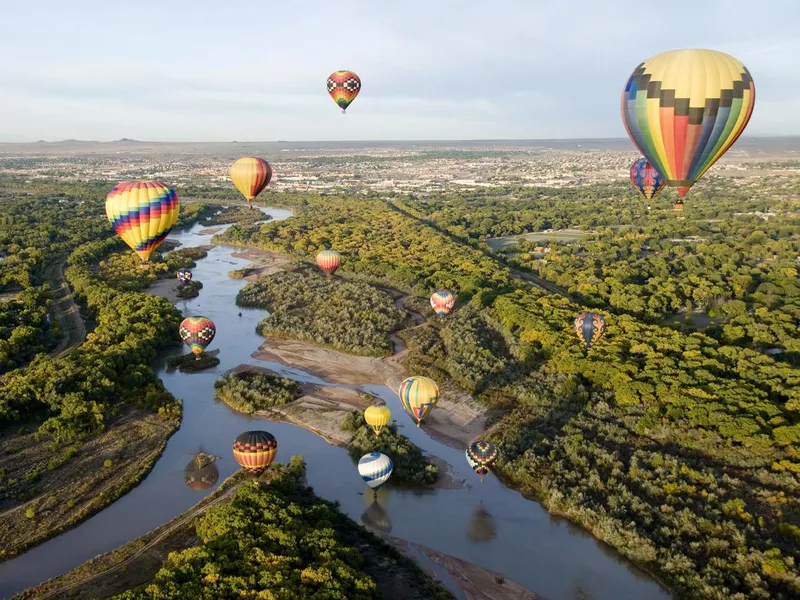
[0, 208, 671, 600]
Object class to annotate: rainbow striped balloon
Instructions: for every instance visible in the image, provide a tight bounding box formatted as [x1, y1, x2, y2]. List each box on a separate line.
[230, 157, 273, 204]
[233, 430, 278, 474]
[316, 249, 342, 276]
[327, 70, 361, 114]
[622, 49, 755, 198]
[398, 376, 440, 427]
[358, 452, 393, 492]
[430, 291, 455, 317]
[105, 181, 179, 263]
[629, 158, 667, 200]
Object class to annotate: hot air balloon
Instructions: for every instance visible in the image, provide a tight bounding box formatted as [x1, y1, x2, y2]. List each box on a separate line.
[630, 158, 666, 200]
[179, 316, 216, 357]
[622, 48, 755, 198]
[465, 440, 498, 482]
[430, 291, 455, 317]
[398, 376, 440, 427]
[364, 403, 392, 437]
[233, 430, 278, 474]
[105, 181, 180, 263]
[316, 249, 341, 276]
[230, 157, 273, 207]
[358, 452, 393, 497]
[184, 454, 220, 490]
[574, 312, 606, 350]
[327, 70, 361, 114]
[177, 268, 193, 286]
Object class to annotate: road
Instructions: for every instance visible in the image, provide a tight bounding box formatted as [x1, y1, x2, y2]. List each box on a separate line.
[45, 261, 86, 358]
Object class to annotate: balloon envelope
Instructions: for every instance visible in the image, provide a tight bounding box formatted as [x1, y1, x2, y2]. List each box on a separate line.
[105, 181, 179, 262]
[358, 452, 393, 491]
[629, 158, 666, 200]
[316, 249, 341, 275]
[574, 312, 606, 349]
[231, 157, 273, 203]
[327, 70, 361, 113]
[466, 440, 498, 479]
[430, 291, 455, 317]
[179, 316, 216, 355]
[233, 430, 278, 473]
[364, 405, 392, 436]
[621, 48, 755, 197]
[177, 269, 193, 286]
[398, 376, 440, 426]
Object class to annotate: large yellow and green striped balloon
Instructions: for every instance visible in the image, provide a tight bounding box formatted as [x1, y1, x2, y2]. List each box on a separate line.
[621, 49, 755, 198]
[105, 181, 180, 262]
[398, 376, 440, 427]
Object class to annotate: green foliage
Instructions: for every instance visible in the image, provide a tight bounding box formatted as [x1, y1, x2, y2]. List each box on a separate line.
[200, 204, 268, 227]
[176, 280, 203, 299]
[215, 195, 512, 294]
[214, 370, 303, 413]
[0, 288, 58, 373]
[111, 461, 454, 600]
[0, 229, 184, 439]
[167, 353, 220, 373]
[237, 267, 407, 356]
[341, 412, 438, 486]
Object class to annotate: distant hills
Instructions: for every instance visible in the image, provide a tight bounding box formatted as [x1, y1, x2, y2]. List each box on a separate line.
[1, 136, 797, 156]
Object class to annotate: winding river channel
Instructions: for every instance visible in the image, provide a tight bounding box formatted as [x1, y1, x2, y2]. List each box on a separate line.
[0, 209, 671, 600]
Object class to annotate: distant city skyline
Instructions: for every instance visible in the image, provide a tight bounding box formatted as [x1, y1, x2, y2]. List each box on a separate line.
[1, 1, 798, 142]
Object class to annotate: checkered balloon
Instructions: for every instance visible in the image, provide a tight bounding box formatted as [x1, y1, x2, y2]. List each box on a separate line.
[179, 316, 216, 355]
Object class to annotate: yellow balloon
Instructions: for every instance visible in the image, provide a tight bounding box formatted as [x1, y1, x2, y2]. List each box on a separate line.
[364, 405, 392, 436]
[230, 157, 273, 204]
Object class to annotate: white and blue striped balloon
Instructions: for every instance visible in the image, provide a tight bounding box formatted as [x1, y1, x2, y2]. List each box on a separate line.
[358, 452, 393, 491]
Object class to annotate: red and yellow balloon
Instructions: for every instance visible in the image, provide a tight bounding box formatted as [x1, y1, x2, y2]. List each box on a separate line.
[327, 71, 361, 114]
[230, 157, 273, 205]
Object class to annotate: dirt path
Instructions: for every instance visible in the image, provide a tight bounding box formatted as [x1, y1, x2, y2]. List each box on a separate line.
[45, 261, 86, 358]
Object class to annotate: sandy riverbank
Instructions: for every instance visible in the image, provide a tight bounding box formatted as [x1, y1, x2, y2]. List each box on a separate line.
[230, 248, 295, 280]
[252, 338, 486, 448]
[146, 278, 184, 304]
[393, 537, 543, 600]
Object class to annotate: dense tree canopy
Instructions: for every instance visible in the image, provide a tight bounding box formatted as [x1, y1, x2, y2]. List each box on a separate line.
[237, 267, 408, 356]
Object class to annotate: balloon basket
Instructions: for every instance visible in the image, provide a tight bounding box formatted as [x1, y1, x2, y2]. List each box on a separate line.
[341, 109, 346, 115]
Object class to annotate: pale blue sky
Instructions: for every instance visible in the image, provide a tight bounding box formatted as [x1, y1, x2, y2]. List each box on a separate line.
[1, 0, 796, 141]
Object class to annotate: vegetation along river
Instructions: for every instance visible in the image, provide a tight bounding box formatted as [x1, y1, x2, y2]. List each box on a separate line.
[0, 208, 671, 600]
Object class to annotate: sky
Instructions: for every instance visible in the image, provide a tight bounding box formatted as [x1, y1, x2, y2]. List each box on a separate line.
[0, 0, 797, 142]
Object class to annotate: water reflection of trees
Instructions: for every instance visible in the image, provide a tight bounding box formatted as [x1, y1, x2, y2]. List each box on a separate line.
[467, 505, 496, 543]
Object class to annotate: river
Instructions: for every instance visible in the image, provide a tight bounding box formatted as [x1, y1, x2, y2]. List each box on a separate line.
[0, 208, 671, 600]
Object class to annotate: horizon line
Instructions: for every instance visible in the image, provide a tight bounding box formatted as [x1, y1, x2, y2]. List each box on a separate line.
[1, 134, 799, 145]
